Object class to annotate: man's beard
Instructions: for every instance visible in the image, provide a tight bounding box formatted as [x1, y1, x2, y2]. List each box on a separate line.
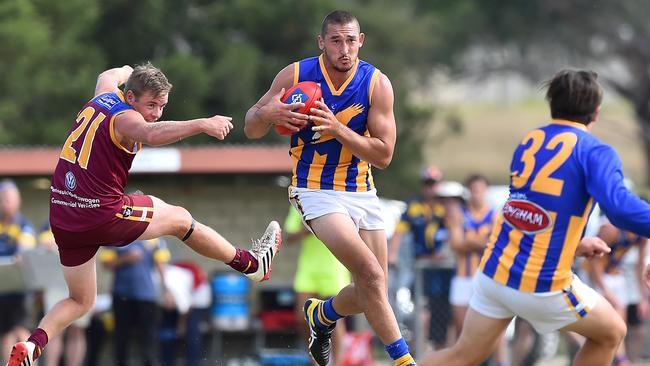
[325, 51, 354, 72]
[332, 63, 354, 73]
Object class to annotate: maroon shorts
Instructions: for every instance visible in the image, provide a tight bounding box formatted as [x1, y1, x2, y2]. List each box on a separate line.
[52, 194, 155, 267]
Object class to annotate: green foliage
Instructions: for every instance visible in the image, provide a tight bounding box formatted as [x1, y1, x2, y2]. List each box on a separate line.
[419, 0, 650, 183]
[0, 0, 447, 194]
[0, 0, 101, 145]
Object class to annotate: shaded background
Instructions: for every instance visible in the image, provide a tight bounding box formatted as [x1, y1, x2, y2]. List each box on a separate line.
[2, 0, 648, 196]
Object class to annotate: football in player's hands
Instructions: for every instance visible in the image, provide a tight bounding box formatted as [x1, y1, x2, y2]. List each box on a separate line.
[275, 81, 322, 136]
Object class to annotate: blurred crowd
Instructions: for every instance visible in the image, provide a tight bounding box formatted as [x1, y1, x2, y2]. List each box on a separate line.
[385, 167, 649, 366]
[0, 179, 213, 366]
[1, 168, 648, 366]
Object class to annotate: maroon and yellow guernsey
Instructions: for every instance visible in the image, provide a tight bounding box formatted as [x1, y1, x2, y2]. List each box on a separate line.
[50, 91, 139, 231]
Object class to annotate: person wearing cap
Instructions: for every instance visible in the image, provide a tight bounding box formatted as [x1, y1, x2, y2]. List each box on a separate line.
[388, 166, 464, 350]
[0, 180, 36, 365]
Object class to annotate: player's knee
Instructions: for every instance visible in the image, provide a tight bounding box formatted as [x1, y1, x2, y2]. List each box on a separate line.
[169, 206, 193, 239]
[355, 261, 385, 292]
[606, 317, 627, 347]
[72, 292, 96, 314]
[594, 315, 626, 348]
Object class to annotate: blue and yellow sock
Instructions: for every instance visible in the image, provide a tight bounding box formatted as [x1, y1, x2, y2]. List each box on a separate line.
[311, 297, 343, 330]
[385, 338, 415, 366]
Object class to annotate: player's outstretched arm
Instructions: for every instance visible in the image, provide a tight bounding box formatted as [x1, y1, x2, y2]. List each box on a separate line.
[114, 111, 233, 146]
[95, 65, 134, 97]
[244, 64, 308, 139]
[310, 72, 396, 169]
[585, 144, 650, 237]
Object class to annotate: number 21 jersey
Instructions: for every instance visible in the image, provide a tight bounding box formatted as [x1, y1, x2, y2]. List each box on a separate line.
[50, 92, 139, 231]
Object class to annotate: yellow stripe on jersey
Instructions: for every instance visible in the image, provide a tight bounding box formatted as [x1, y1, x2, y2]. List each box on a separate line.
[493, 226, 524, 284]
[368, 69, 381, 106]
[293, 62, 299, 87]
[520, 211, 557, 292]
[551, 198, 594, 291]
[109, 111, 141, 155]
[356, 160, 371, 191]
[480, 214, 505, 271]
[290, 142, 306, 187]
[333, 148, 353, 188]
[552, 119, 588, 131]
[368, 171, 375, 188]
[306, 150, 328, 189]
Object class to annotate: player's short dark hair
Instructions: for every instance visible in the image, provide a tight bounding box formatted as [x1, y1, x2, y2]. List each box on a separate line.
[466, 174, 489, 187]
[545, 69, 603, 125]
[124, 62, 172, 100]
[321, 10, 359, 36]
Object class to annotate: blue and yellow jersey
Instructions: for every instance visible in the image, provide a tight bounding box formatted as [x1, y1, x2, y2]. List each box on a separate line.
[0, 214, 36, 256]
[289, 55, 381, 192]
[480, 119, 650, 293]
[100, 238, 170, 301]
[395, 198, 447, 258]
[38, 221, 55, 245]
[602, 230, 644, 274]
[457, 207, 495, 277]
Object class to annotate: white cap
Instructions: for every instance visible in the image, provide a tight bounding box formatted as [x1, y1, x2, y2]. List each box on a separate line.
[435, 181, 467, 199]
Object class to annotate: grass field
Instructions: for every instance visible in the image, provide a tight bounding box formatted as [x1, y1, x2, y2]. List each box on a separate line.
[422, 98, 646, 186]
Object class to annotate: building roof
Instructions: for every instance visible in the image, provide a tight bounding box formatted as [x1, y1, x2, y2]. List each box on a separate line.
[0, 146, 292, 175]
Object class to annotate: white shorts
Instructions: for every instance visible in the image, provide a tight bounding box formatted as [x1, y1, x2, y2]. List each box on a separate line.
[450, 276, 474, 306]
[288, 186, 385, 231]
[602, 273, 629, 307]
[470, 271, 601, 333]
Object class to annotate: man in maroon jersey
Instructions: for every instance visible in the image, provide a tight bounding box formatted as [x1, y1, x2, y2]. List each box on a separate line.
[6, 63, 283, 366]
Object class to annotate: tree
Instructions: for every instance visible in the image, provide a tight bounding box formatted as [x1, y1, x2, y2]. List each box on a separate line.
[0, 0, 102, 145]
[1, 0, 449, 197]
[419, 0, 650, 182]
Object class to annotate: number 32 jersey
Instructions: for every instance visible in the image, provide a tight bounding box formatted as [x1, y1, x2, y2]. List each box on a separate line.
[50, 92, 138, 231]
[480, 119, 650, 293]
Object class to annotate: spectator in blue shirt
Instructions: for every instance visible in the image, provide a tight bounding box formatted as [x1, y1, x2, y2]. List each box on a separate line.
[101, 238, 171, 366]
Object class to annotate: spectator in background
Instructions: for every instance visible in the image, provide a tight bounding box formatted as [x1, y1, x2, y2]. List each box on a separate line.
[159, 260, 212, 366]
[284, 206, 351, 366]
[620, 243, 648, 363]
[585, 220, 648, 366]
[100, 238, 172, 366]
[0, 179, 35, 364]
[449, 174, 507, 366]
[388, 166, 463, 350]
[38, 222, 90, 366]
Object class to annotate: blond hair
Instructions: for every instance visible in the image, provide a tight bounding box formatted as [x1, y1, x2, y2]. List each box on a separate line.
[124, 62, 172, 99]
